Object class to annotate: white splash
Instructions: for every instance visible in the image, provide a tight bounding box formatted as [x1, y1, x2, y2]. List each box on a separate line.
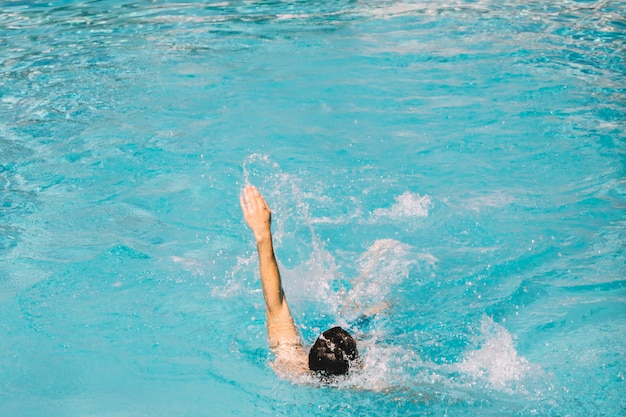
[456, 316, 532, 391]
[342, 239, 416, 317]
[372, 191, 432, 219]
[241, 153, 280, 187]
[341, 342, 423, 391]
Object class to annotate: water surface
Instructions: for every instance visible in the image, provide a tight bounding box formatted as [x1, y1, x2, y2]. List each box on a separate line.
[1, 0, 624, 415]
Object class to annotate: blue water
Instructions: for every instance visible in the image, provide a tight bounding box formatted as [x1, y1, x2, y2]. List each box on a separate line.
[1, 0, 624, 415]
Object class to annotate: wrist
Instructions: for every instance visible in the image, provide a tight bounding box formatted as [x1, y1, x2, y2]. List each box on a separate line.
[254, 231, 272, 244]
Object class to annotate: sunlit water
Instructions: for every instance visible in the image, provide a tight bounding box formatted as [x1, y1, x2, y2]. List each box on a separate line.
[1, 0, 624, 415]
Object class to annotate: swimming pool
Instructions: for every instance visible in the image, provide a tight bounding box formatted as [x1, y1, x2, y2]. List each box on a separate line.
[1, 0, 624, 415]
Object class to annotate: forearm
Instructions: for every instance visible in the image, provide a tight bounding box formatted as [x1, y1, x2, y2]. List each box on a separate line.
[256, 234, 299, 345]
[256, 235, 286, 312]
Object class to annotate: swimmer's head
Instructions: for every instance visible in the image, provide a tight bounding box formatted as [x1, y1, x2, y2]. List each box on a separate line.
[308, 326, 358, 377]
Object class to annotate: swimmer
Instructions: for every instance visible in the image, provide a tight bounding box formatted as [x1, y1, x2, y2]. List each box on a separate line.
[240, 185, 358, 379]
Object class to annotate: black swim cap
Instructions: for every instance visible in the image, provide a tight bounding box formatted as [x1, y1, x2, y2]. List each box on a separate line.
[308, 326, 358, 376]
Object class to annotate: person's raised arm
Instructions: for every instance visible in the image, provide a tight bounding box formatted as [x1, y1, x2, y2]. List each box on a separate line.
[240, 185, 301, 348]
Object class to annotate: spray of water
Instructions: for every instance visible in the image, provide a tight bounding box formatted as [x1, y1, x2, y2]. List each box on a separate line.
[232, 155, 539, 398]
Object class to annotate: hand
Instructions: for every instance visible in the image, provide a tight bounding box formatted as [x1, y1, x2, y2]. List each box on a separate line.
[240, 185, 272, 242]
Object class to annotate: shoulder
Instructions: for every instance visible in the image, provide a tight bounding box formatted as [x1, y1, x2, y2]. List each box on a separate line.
[271, 342, 310, 378]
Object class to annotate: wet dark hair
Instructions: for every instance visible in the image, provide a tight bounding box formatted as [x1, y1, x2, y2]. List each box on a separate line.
[308, 326, 358, 376]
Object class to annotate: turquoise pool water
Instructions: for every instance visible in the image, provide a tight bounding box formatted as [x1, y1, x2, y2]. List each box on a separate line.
[1, 0, 624, 415]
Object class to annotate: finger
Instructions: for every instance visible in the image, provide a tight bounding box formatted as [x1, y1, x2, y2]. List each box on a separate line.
[251, 186, 266, 208]
[245, 186, 259, 211]
[252, 186, 264, 206]
[240, 194, 248, 214]
[241, 185, 256, 211]
[260, 195, 270, 212]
